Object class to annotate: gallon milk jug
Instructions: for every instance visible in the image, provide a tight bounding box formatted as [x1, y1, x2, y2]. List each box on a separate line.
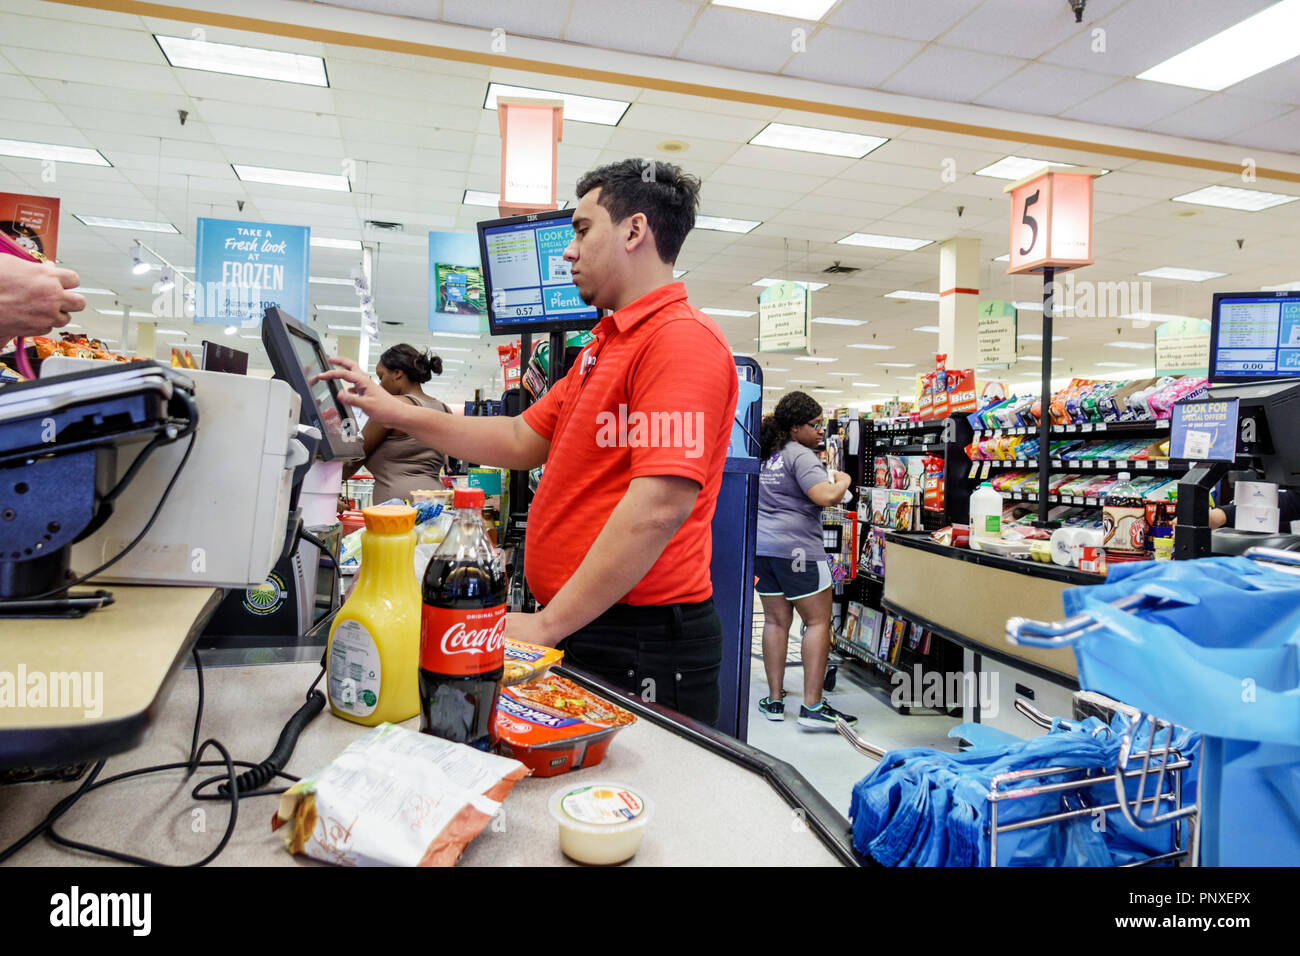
[327, 504, 422, 725]
[969, 482, 1003, 549]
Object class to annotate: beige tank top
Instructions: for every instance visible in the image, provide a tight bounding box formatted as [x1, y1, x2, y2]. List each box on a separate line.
[366, 393, 451, 504]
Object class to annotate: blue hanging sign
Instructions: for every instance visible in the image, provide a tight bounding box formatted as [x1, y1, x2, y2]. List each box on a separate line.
[194, 217, 310, 325]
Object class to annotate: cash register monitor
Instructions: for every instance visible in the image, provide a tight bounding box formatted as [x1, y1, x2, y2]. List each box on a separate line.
[477, 208, 600, 335]
[1208, 291, 1300, 486]
[261, 306, 363, 461]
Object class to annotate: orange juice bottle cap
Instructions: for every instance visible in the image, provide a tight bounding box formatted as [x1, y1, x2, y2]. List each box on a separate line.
[362, 504, 417, 533]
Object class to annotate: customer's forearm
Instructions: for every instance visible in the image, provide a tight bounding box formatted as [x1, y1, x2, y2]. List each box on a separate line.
[390, 405, 541, 470]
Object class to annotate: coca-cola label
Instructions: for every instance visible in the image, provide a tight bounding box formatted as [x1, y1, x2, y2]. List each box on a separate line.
[420, 603, 506, 675]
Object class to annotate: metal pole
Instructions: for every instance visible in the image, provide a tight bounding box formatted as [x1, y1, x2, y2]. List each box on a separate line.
[1035, 266, 1055, 527]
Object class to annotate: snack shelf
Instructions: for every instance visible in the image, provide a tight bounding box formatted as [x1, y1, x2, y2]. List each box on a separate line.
[873, 419, 946, 434]
[877, 442, 945, 455]
[968, 458, 1187, 474]
[973, 419, 1172, 440]
[1000, 490, 1101, 507]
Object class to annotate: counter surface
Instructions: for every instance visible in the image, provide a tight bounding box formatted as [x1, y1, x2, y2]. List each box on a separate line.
[0, 660, 845, 867]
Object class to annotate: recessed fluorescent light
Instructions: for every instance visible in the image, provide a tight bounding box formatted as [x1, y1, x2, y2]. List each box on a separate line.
[1018, 355, 1063, 362]
[763, 367, 790, 372]
[1172, 185, 1299, 211]
[885, 290, 939, 302]
[484, 82, 629, 126]
[838, 233, 932, 251]
[753, 277, 828, 291]
[0, 138, 110, 166]
[431, 331, 481, 339]
[788, 379, 818, 383]
[1018, 333, 1068, 341]
[876, 362, 916, 367]
[749, 122, 887, 158]
[851, 382, 880, 387]
[846, 343, 894, 350]
[310, 276, 353, 286]
[1013, 301, 1042, 311]
[794, 356, 837, 362]
[76, 287, 117, 296]
[431, 346, 473, 353]
[975, 156, 1107, 180]
[154, 34, 328, 86]
[463, 189, 500, 207]
[1138, 2, 1300, 91]
[673, 270, 688, 278]
[316, 305, 363, 313]
[713, 0, 838, 19]
[311, 237, 362, 250]
[74, 214, 178, 233]
[239, 334, 261, 340]
[695, 215, 761, 234]
[812, 388, 843, 393]
[1106, 341, 1154, 350]
[442, 358, 466, 364]
[912, 325, 940, 333]
[96, 309, 124, 316]
[994, 254, 1010, 262]
[233, 164, 350, 192]
[702, 307, 756, 317]
[156, 329, 186, 336]
[811, 316, 865, 326]
[1138, 267, 1226, 282]
[327, 324, 363, 332]
[762, 385, 784, 390]
[1095, 361, 1138, 368]
[1120, 312, 1198, 323]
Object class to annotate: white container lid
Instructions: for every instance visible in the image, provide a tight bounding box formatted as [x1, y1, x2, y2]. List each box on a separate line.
[548, 782, 652, 835]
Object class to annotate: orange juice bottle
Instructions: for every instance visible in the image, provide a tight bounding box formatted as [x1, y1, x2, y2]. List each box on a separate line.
[326, 505, 421, 725]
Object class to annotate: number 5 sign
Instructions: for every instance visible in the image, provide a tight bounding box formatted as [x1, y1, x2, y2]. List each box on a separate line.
[1003, 167, 1102, 275]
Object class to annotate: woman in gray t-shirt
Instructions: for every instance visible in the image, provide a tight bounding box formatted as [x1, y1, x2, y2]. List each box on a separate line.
[755, 391, 855, 730]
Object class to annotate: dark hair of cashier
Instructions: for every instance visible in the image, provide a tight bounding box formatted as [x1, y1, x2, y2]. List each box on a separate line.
[760, 390, 823, 461]
[379, 343, 442, 383]
[574, 159, 701, 264]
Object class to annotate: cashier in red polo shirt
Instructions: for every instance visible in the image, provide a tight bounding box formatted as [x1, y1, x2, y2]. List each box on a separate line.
[319, 159, 739, 725]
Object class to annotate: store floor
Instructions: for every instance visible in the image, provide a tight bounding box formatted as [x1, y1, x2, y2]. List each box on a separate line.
[744, 595, 960, 817]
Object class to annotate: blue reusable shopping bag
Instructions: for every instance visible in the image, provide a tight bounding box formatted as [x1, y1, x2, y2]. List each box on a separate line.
[1057, 556, 1300, 866]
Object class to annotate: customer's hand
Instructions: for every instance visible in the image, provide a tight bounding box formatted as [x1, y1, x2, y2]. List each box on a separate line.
[315, 356, 414, 428]
[832, 470, 852, 486]
[0, 255, 85, 343]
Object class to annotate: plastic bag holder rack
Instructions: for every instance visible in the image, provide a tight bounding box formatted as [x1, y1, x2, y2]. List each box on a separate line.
[837, 689, 1200, 866]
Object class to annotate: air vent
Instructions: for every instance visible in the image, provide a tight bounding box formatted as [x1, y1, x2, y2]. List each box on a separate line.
[823, 261, 859, 275]
[365, 220, 404, 232]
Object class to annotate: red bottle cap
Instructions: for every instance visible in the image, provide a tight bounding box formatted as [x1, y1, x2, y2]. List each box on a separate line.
[453, 487, 485, 509]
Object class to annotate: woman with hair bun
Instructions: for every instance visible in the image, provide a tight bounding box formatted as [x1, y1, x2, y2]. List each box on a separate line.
[343, 343, 452, 504]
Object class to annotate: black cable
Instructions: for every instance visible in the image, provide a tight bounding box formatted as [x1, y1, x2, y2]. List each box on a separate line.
[0, 646, 322, 866]
[23, 391, 199, 602]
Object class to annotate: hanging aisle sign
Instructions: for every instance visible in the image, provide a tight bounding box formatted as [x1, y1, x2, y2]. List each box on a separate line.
[977, 300, 1017, 366]
[194, 218, 310, 325]
[1155, 317, 1211, 375]
[1004, 168, 1102, 275]
[497, 97, 564, 218]
[758, 281, 810, 353]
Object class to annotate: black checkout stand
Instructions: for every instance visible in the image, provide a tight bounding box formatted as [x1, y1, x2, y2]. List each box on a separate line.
[0, 307, 863, 868]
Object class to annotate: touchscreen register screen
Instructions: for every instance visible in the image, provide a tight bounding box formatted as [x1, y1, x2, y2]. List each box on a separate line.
[481, 218, 599, 327]
[1214, 295, 1300, 379]
[286, 325, 348, 440]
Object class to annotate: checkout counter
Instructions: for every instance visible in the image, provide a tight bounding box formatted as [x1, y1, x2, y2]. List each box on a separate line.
[0, 308, 861, 868]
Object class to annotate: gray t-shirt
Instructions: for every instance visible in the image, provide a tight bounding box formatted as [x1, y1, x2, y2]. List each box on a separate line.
[757, 440, 829, 560]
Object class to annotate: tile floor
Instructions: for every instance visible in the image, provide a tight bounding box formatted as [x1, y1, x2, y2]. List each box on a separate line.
[743, 596, 960, 818]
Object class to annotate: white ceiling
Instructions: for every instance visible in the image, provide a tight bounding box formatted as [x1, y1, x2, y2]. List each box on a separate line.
[2, 0, 1299, 406]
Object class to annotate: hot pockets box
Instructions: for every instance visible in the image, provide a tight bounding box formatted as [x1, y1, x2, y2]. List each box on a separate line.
[495, 675, 637, 778]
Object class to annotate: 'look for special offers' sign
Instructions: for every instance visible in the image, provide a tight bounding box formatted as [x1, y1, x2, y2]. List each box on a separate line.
[194, 217, 310, 325]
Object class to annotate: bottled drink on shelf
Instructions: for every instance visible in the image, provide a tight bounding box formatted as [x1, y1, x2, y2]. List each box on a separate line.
[419, 487, 506, 750]
[1103, 472, 1148, 561]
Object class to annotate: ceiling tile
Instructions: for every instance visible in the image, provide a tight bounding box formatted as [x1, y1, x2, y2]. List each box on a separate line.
[1145, 94, 1293, 142]
[675, 7, 805, 74]
[1233, 110, 1300, 156]
[878, 46, 1028, 102]
[828, 0, 974, 42]
[941, 0, 1127, 59]
[441, 0, 571, 38]
[1060, 79, 1209, 129]
[565, 0, 699, 57]
[974, 63, 1119, 116]
[781, 27, 923, 87]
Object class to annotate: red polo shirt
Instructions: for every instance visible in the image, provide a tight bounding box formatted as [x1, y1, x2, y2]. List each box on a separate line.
[521, 282, 738, 607]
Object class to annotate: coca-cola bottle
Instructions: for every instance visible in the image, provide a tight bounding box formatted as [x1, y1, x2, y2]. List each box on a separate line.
[419, 487, 506, 750]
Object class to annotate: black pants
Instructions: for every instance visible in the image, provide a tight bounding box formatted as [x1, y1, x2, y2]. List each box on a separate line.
[557, 599, 723, 726]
